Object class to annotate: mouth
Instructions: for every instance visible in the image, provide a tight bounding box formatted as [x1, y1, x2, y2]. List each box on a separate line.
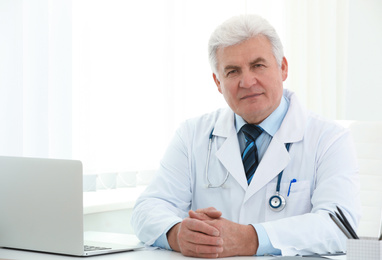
[240, 93, 263, 100]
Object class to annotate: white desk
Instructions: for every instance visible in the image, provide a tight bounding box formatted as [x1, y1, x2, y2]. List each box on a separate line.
[0, 231, 346, 260]
[0, 247, 347, 260]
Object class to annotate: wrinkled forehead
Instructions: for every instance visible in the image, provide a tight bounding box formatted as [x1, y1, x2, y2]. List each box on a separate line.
[215, 35, 275, 70]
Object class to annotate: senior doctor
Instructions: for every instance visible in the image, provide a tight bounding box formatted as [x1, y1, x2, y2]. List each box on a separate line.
[131, 14, 361, 258]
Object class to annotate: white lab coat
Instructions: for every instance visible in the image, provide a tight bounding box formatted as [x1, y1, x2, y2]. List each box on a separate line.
[131, 89, 361, 255]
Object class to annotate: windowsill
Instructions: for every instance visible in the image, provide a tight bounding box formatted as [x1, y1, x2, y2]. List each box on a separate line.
[83, 185, 147, 215]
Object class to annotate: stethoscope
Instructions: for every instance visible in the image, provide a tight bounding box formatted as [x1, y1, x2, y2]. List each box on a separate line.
[268, 143, 290, 212]
[205, 130, 229, 189]
[205, 129, 291, 212]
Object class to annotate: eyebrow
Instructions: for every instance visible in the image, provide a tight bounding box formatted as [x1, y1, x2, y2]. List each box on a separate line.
[223, 57, 268, 73]
[223, 65, 240, 73]
[249, 57, 267, 66]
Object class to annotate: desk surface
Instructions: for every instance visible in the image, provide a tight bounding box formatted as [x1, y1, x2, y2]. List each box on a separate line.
[0, 247, 347, 260]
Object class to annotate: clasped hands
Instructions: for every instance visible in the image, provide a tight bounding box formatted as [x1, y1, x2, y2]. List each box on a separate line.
[167, 207, 259, 258]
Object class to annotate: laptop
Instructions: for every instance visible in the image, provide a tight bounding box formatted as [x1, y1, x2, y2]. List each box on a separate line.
[0, 156, 144, 256]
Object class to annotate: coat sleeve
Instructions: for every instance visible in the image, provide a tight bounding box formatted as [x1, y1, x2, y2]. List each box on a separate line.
[262, 126, 362, 256]
[130, 122, 193, 246]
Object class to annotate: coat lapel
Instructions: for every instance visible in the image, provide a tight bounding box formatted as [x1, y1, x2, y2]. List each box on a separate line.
[213, 109, 248, 191]
[244, 137, 290, 201]
[215, 130, 248, 190]
[244, 90, 308, 202]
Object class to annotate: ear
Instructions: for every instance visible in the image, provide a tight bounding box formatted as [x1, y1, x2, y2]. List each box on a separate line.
[213, 73, 223, 94]
[281, 57, 288, 81]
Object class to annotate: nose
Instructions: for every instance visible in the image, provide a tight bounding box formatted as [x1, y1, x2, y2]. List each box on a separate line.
[239, 71, 257, 88]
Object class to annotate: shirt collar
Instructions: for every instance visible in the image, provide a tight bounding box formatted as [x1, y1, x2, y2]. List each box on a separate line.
[235, 95, 289, 137]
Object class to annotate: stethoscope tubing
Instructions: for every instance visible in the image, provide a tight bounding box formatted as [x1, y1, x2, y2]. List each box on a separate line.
[205, 130, 229, 188]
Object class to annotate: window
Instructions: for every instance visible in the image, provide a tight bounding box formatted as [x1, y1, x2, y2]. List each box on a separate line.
[2, 0, 380, 175]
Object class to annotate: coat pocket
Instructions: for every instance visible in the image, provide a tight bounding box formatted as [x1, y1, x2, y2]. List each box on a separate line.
[264, 180, 312, 221]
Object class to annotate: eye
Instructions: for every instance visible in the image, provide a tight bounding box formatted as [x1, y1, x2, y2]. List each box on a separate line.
[226, 70, 238, 77]
[253, 64, 264, 68]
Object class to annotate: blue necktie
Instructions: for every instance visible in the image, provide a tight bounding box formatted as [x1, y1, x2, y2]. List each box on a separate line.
[241, 124, 263, 184]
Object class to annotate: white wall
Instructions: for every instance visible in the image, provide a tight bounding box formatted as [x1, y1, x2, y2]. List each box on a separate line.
[0, 0, 73, 158]
[345, 0, 382, 121]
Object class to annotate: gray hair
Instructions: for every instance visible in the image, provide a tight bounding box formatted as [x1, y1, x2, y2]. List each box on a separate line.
[208, 14, 284, 77]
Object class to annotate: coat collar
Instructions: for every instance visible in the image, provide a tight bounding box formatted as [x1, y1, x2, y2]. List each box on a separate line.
[212, 107, 234, 138]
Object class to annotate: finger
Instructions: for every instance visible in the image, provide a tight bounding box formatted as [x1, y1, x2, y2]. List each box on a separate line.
[189, 207, 222, 222]
[195, 207, 222, 219]
[189, 210, 211, 221]
[189, 210, 220, 221]
[178, 221, 223, 258]
[186, 253, 219, 259]
[182, 228, 223, 247]
[196, 206, 217, 212]
[182, 249, 220, 259]
[177, 219, 224, 258]
[183, 218, 220, 237]
[182, 243, 223, 259]
[179, 235, 223, 258]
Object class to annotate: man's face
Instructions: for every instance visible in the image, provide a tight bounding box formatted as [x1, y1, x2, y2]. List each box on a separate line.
[213, 35, 288, 124]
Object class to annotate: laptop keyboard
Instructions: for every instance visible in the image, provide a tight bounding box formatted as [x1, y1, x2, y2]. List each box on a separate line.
[84, 245, 112, 251]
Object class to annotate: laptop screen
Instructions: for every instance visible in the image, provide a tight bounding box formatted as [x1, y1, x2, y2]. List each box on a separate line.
[0, 156, 85, 255]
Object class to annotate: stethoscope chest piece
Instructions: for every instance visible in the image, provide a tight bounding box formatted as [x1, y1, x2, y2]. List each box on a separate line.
[269, 192, 286, 212]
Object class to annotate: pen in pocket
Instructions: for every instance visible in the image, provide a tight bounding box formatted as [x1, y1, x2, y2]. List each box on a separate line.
[287, 179, 297, 197]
